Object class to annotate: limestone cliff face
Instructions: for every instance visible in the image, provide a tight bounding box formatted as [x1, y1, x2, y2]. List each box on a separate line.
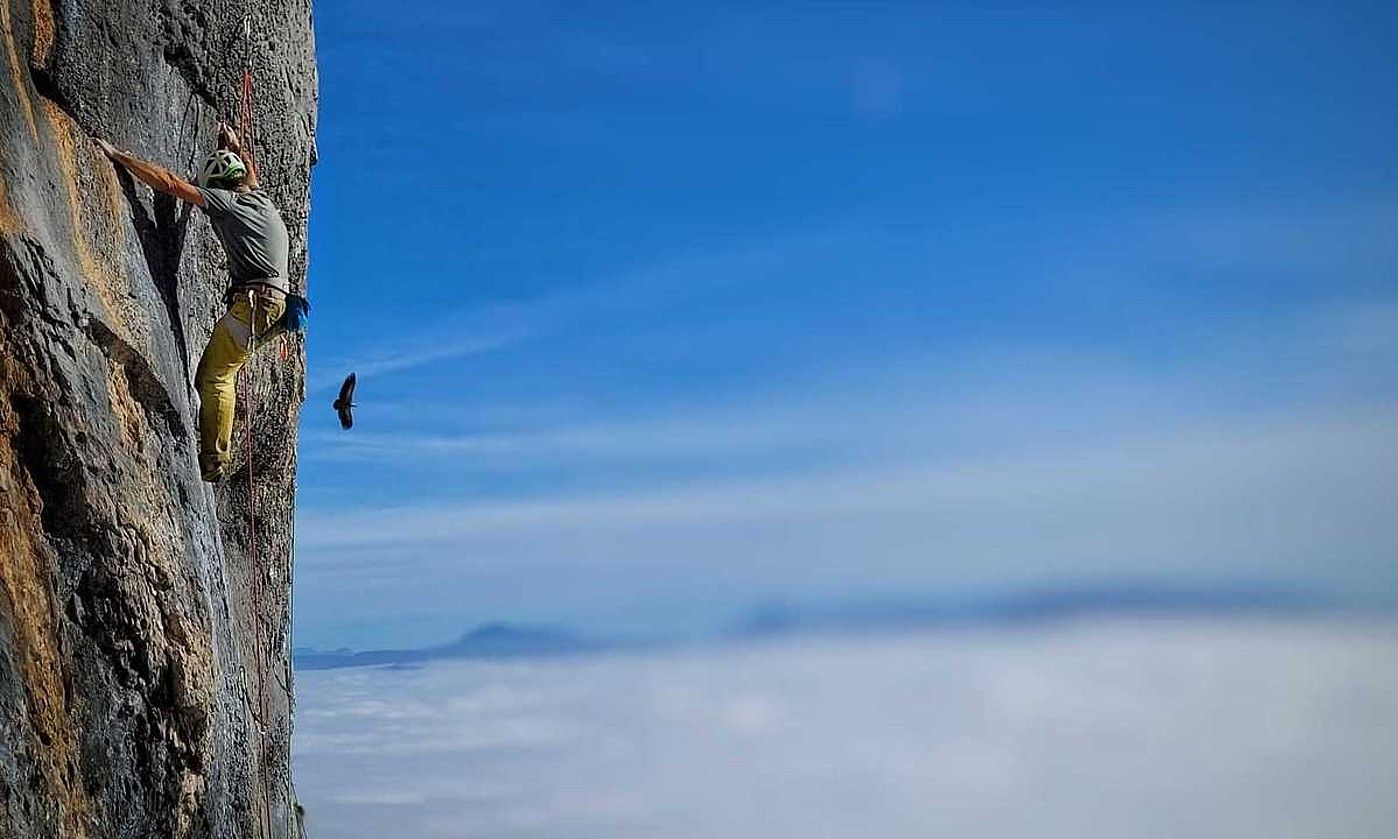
[0, 1, 315, 836]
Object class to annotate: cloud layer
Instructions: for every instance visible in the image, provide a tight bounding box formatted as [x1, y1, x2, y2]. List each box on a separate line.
[294, 622, 1398, 838]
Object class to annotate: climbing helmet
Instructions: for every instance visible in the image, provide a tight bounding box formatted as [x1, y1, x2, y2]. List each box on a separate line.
[197, 150, 248, 188]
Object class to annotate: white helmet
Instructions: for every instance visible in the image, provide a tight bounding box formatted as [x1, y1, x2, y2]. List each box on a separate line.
[197, 150, 248, 188]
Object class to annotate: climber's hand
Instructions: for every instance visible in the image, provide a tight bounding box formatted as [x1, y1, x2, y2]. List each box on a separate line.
[218, 122, 242, 151]
[92, 138, 119, 160]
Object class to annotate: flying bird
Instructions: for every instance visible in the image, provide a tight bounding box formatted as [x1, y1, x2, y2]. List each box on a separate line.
[333, 372, 356, 430]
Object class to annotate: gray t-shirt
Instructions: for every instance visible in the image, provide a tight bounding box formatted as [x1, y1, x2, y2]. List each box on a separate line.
[197, 186, 291, 293]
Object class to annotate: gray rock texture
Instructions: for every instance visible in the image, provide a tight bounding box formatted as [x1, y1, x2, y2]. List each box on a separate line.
[0, 0, 315, 836]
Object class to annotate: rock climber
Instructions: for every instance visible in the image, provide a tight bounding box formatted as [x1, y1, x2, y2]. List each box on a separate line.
[94, 123, 290, 482]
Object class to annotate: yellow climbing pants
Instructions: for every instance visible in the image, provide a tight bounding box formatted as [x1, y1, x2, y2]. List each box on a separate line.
[195, 290, 285, 481]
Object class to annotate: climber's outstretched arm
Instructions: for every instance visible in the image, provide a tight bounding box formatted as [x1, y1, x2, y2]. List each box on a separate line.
[218, 123, 260, 189]
[92, 138, 206, 207]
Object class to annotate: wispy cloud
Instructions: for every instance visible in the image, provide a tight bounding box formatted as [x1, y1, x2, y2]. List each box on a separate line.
[301, 414, 810, 465]
[297, 406, 1398, 592]
[295, 209, 1398, 641]
[301, 296, 1398, 475]
[309, 333, 523, 393]
[304, 239, 797, 396]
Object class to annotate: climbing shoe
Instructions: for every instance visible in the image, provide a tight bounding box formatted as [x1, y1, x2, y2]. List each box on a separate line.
[199, 453, 231, 484]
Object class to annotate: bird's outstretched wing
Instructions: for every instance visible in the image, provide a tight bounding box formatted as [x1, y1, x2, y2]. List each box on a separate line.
[337, 372, 356, 405]
[332, 372, 356, 430]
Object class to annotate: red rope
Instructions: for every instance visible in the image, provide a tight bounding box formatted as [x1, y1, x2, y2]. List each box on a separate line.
[238, 63, 265, 736]
[238, 69, 258, 177]
[240, 293, 270, 839]
[238, 59, 271, 839]
[246, 296, 259, 626]
[238, 52, 288, 838]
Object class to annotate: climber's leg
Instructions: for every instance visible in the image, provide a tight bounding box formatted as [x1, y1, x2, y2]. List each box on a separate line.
[195, 296, 254, 481]
[254, 295, 288, 345]
[194, 292, 288, 482]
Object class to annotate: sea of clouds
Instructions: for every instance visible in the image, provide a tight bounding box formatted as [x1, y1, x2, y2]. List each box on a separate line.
[293, 620, 1398, 838]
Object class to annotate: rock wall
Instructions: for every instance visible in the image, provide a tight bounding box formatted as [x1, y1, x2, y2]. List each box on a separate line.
[0, 1, 315, 836]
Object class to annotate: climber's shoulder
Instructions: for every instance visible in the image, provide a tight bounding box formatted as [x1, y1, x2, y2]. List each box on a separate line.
[244, 188, 279, 207]
[195, 187, 286, 227]
[196, 186, 238, 216]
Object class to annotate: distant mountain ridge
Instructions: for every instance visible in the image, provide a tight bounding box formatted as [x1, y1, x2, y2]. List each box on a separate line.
[295, 623, 603, 670]
[730, 582, 1334, 639]
[296, 582, 1345, 672]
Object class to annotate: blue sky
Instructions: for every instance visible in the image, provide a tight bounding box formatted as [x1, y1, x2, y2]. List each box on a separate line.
[294, 1, 1398, 648]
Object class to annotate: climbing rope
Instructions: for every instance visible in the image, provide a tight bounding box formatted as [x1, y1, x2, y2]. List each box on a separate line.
[236, 20, 301, 834]
[238, 16, 259, 178]
[236, 23, 277, 834]
[238, 69, 259, 177]
[241, 289, 273, 839]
